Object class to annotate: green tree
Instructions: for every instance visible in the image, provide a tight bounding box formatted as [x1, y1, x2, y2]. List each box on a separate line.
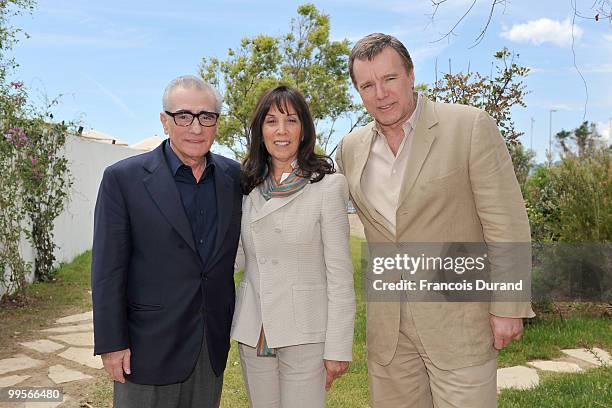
[0, 0, 35, 298]
[525, 147, 612, 243]
[549, 148, 611, 242]
[555, 121, 602, 158]
[508, 143, 536, 192]
[524, 165, 560, 243]
[1, 0, 72, 297]
[426, 48, 529, 147]
[526, 149, 612, 301]
[200, 4, 362, 157]
[0, 0, 34, 82]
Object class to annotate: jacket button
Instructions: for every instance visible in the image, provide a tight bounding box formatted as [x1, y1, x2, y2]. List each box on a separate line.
[259, 257, 267, 264]
[274, 227, 281, 233]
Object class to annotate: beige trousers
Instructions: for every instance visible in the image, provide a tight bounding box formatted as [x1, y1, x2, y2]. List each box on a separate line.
[368, 302, 497, 408]
[238, 342, 326, 408]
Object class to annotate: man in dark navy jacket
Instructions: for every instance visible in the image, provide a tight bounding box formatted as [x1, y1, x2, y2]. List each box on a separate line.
[92, 75, 242, 407]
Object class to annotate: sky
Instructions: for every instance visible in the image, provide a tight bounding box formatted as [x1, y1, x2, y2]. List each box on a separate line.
[7, 0, 612, 163]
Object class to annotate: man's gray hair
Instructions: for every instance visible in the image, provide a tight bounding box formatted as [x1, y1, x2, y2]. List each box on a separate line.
[349, 33, 414, 87]
[162, 75, 223, 113]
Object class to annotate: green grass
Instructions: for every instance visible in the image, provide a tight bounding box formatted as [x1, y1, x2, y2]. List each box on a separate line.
[498, 316, 612, 367]
[499, 366, 612, 407]
[2, 244, 610, 408]
[0, 251, 93, 350]
[222, 237, 612, 407]
[90, 377, 113, 407]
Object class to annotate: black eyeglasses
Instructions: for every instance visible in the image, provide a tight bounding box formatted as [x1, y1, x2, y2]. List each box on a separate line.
[164, 110, 220, 127]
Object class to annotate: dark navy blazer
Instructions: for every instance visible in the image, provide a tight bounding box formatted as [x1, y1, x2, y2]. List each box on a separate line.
[91, 140, 242, 385]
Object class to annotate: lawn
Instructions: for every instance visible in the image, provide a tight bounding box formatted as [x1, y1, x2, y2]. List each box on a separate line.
[498, 365, 612, 407]
[0, 251, 93, 351]
[1, 242, 610, 408]
[221, 237, 612, 407]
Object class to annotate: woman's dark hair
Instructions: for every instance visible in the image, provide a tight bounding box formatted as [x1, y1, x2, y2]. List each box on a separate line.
[241, 85, 335, 195]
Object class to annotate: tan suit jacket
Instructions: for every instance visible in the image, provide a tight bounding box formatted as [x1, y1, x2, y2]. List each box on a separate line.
[231, 173, 356, 361]
[336, 97, 534, 370]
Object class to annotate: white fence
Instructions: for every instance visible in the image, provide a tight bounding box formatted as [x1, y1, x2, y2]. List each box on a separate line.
[1, 135, 144, 298]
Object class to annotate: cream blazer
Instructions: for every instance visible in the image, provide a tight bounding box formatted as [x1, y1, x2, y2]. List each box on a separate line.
[231, 173, 355, 362]
[336, 97, 535, 370]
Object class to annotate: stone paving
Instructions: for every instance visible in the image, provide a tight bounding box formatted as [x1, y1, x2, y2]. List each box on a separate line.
[0, 311, 102, 407]
[496, 346, 611, 391]
[0, 310, 610, 405]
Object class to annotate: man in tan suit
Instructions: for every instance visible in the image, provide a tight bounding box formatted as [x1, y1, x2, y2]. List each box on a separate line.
[335, 33, 535, 407]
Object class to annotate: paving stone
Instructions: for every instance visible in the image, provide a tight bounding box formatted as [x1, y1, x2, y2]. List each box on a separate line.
[0, 374, 30, 387]
[527, 360, 583, 373]
[0, 355, 44, 375]
[47, 364, 92, 384]
[40, 323, 93, 334]
[19, 339, 65, 354]
[561, 348, 612, 367]
[48, 332, 94, 347]
[23, 396, 69, 408]
[57, 347, 103, 370]
[55, 311, 92, 325]
[497, 366, 539, 390]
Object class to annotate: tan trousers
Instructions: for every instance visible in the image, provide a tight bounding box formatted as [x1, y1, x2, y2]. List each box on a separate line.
[238, 342, 326, 408]
[368, 302, 497, 408]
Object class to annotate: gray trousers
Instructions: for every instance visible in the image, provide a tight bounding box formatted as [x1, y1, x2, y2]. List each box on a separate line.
[114, 335, 223, 408]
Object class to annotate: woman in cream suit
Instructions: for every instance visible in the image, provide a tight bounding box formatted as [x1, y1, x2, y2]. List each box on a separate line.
[232, 85, 355, 408]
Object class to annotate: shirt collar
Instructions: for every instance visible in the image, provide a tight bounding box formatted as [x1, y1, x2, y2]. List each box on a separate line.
[279, 160, 298, 184]
[164, 139, 214, 177]
[373, 93, 423, 139]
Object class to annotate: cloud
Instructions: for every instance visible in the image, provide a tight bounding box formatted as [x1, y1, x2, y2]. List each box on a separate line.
[582, 63, 612, 73]
[86, 76, 136, 119]
[596, 121, 611, 143]
[526, 66, 556, 74]
[550, 104, 576, 111]
[410, 43, 449, 65]
[500, 18, 583, 47]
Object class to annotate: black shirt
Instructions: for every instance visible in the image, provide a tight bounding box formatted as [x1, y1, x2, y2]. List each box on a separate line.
[164, 141, 218, 267]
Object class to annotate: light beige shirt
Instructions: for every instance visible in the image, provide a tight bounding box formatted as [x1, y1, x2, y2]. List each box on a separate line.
[361, 94, 423, 236]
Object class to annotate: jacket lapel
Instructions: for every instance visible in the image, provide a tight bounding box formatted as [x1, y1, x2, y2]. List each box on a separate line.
[348, 123, 395, 241]
[143, 142, 196, 253]
[249, 184, 308, 223]
[397, 98, 439, 207]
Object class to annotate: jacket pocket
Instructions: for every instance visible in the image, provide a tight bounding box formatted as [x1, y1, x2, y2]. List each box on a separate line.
[128, 302, 163, 311]
[292, 284, 327, 333]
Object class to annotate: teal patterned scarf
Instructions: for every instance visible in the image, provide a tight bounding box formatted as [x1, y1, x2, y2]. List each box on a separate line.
[258, 166, 309, 201]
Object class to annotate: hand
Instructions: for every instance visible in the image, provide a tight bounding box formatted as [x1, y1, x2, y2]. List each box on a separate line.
[324, 360, 349, 391]
[101, 348, 131, 383]
[489, 315, 523, 350]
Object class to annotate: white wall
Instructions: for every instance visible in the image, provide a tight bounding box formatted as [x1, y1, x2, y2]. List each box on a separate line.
[52, 135, 143, 264]
[1, 135, 144, 298]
